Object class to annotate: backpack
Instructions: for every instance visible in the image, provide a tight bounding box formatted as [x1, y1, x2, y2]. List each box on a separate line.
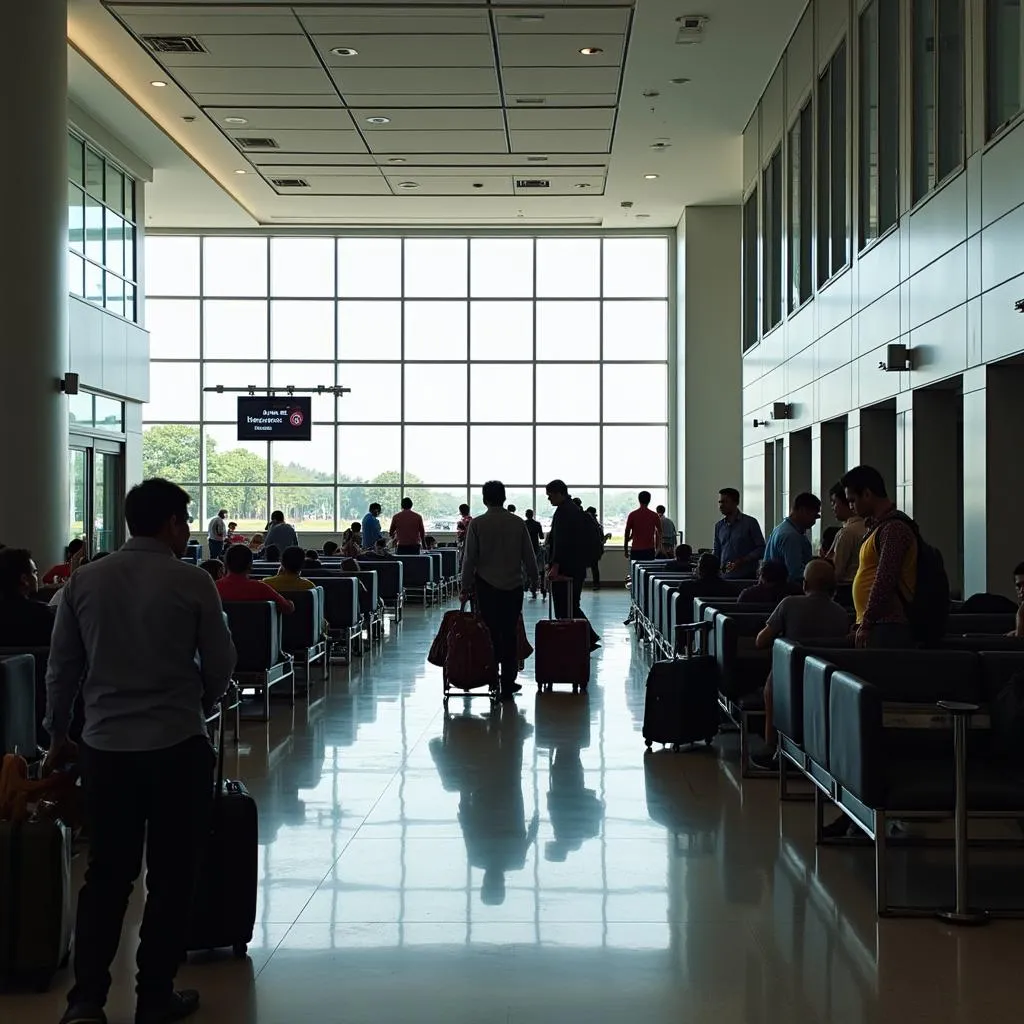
[874, 511, 950, 646]
[582, 511, 607, 566]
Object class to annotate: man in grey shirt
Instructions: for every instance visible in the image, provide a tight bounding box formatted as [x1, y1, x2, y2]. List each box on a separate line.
[262, 509, 299, 553]
[460, 480, 538, 700]
[44, 478, 236, 1024]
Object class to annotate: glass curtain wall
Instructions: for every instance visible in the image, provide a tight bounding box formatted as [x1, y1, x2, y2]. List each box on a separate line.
[143, 235, 671, 540]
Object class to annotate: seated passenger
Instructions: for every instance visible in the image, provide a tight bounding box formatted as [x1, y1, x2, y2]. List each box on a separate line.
[752, 558, 850, 767]
[1010, 561, 1024, 638]
[692, 553, 735, 595]
[199, 558, 224, 582]
[225, 521, 245, 546]
[340, 525, 363, 558]
[247, 533, 264, 553]
[322, 541, 340, 556]
[42, 539, 87, 586]
[361, 539, 395, 560]
[424, 536, 437, 551]
[261, 544, 281, 563]
[737, 559, 790, 606]
[263, 546, 317, 592]
[671, 543, 693, 570]
[216, 544, 294, 614]
[49, 552, 111, 610]
[0, 547, 56, 646]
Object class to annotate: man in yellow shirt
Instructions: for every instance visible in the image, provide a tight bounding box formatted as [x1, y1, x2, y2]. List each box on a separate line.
[263, 546, 317, 593]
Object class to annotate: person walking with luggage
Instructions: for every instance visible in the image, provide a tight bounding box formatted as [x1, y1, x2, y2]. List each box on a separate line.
[523, 509, 544, 598]
[460, 480, 538, 700]
[544, 480, 601, 650]
[44, 478, 236, 1024]
[585, 507, 611, 590]
[206, 508, 228, 560]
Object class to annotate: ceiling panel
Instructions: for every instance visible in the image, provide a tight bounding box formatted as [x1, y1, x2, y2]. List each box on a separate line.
[315, 34, 495, 68]
[193, 93, 343, 107]
[353, 108, 505, 131]
[498, 34, 625, 67]
[172, 67, 335, 95]
[506, 107, 615, 130]
[252, 161, 379, 173]
[501, 66, 621, 94]
[494, 9, 631, 34]
[513, 174, 607, 196]
[365, 130, 510, 154]
[111, 9, 301, 36]
[510, 129, 612, 153]
[329, 67, 499, 95]
[380, 173, 514, 196]
[157, 34, 319, 67]
[505, 93, 618, 106]
[299, 12, 490, 35]
[204, 107, 357, 131]
[227, 128, 369, 154]
[266, 174, 392, 196]
[342, 93, 501, 108]
[366, 153, 609, 167]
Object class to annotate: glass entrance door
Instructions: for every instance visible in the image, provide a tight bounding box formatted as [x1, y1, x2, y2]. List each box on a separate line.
[69, 448, 88, 544]
[93, 450, 121, 553]
[69, 438, 124, 555]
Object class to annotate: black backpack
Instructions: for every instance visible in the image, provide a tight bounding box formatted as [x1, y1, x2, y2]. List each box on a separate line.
[582, 512, 607, 566]
[876, 511, 950, 646]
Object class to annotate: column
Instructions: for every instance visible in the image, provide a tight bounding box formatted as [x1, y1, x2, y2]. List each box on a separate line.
[676, 206, 742, 548]
[0, 2, 69, 564]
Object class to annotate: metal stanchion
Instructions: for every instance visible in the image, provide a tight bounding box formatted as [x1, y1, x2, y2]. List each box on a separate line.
[936, 700, 988, 926]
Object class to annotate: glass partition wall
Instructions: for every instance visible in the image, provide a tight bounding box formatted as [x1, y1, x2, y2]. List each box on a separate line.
[144, 234, 671, 540]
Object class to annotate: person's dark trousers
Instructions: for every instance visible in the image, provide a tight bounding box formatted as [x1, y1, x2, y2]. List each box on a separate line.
[208, 539, 224, 560]
[475, 577, 524, 692]
[589, 561, 601, 589]
[630, 548, 656, 562]
[396, 544, 420, 555]
[865, 622, 916, 649]
[551, 574, 600, 646]
[68, 734, 215, 1011]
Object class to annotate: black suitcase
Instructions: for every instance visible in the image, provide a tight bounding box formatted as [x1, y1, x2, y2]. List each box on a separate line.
[642, 656, 720, 750]
[187, 716, 258, 957]
[0, 817, 73, 990]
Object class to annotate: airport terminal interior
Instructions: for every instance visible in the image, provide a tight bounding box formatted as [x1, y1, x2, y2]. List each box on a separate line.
[3, 0, 1024, 1022]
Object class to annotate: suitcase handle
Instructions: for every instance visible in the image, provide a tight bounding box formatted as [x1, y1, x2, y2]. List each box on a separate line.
[547, 576, 575, 621]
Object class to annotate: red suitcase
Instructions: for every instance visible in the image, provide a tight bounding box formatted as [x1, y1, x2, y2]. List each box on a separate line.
[534, 579, 591, 692]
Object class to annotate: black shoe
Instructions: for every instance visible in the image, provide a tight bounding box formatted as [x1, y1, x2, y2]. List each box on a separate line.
[135, 990, 200, 1024]
[623, 616, 633, 625]
[499, 689, 517, 701]
[59, 1007, 107, 1024]
[748, 751, 778, 773]
[820, 813, 856, 839]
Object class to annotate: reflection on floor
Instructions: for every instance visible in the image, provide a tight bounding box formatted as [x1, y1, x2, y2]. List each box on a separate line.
[7, 591, 1024, 1023]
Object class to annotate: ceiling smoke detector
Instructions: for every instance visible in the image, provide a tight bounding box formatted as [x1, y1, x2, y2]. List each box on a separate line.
[675, 14, 709, 44]
[365, 116, 391, 124]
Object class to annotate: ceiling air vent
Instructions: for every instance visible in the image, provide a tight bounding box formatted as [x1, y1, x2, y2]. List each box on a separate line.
[270, 178, 310, 189]
[235, 137, 279, 150]
[515, 179, 550, 189]
[141, 34, 207, 54]
[514, 97, 546, 105]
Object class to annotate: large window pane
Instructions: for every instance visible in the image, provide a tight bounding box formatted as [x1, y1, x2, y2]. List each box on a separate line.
[84, 195, 103, 265]
[148, 299, 199, 359]
[271, 425, 336, 483]
[338, 238, 401, 297]
[602, 238, 669, 297]
[602, 301, 667, 360]
[339, 485, 397, 527]
[338, 425, 401, 483]
[271, 237, 335, 297]
[106, 212, 125, 278]
[762, 148, 783, 331]
[105, 166, 125, 216]
[470, 238, 533, 297]
[405, 426, 467, 484]
[789, 101, 813, 309]
[405, 364, 467, 422]
[203, 362, 268, 420]
[85, 149, 104, 199]
[602, 427, 667, 485]
[205, 426, 267, 483]
[405, 301, 467, 360]
[536, 364, 599, 422]
[536, 426, 599, 486]
[536, 301, 599, 360]
[470, 364, 533, 422]
[147, 237, 200, 296]
[742, 190, 758, 349]
[269, 363, 336, 422]
[68, 184, 84, 254]
[987, 0, 1023, 136]
[105, 273, 124, 317]
[404, 238, 467, 298]
[470, 301, 533, 360]
[535, 238, 600, 297]
[143, 424, 201, 481]
[269, 486, 335, 530]
[470, 426, 533, 484]
[204, 300, 267, 360]
[68, 134, 84, 185]
[270, 300, 334, 360]
[147, 363, 200, 421]
[203, 237, 267, 296]
[602, 365, 666, 422]
[471, 487, 535, 517]
[85, 263, 104, 307]
[339, 301, 401, 360]
[418, 488, 466, 532]
[817, 41, 848, 285]
[68, 253, 84, 297]
[202, 485, 267, 532]
[602, 488, 668, 540]
[336, 363, 401, 421]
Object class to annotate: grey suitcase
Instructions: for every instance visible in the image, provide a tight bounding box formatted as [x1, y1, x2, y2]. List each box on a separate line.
[0, 817, 74, 990]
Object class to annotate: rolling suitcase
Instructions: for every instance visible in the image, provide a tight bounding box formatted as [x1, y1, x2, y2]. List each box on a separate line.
[642, 654, 720, 750]
[187, 715, 258, 958]
[534, 578, 590, 692]
[0, 816, 73, 990]
[442, 607, 498, 698]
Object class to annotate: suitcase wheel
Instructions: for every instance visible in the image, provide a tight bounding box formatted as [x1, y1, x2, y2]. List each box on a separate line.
[644, 739, 652, 749]
[232, 943, 248, 958]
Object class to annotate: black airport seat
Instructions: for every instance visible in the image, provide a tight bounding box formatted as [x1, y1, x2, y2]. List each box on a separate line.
[0, 654, 36, 756]
[358, 559, 404, 620]
[281, 587, 328, 685]
[313, 576, 362, 662]
[222, 601, 294, 721]
[397, 555, 434, 605]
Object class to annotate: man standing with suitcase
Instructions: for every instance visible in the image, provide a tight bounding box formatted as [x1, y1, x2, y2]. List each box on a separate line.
[544, 480, 600, 650]
[460, 480, 538, 700]
[44, 478, 236, 1024]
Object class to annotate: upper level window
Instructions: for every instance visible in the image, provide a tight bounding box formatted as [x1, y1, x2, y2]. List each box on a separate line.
[986, 0, 1023, 137]
[817, 40, 848, 286]
[788, 99, 813, 311]
[742, 189, 759, 351]
[912, 0, 964, 202]
[762, 147, 783, 333]
[860, 0, 900, 247]
[67, 131, 138, 322]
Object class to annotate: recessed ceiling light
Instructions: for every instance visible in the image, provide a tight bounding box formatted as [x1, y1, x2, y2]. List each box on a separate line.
[387, 157, 407, 164]
[366, 116, 391, 125]
[635, 213, 651, 219]
[331, 47, 358, 56]
[233, 169, 247, 175]
[644, 173, 659, 180]
[224, 116, 248, 125]
[574, 183, 592, 189]
[150, 80, 167, 87]
[397, 181, 420, 190]
[579, 47, 604, 56]
[670, 77, 691, 85]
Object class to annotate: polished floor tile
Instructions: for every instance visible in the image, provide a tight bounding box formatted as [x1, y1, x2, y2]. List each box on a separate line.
[6, 591, 1024, 1024]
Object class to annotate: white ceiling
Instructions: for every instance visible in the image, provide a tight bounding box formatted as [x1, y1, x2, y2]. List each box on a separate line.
[68, 0, 806, 228]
